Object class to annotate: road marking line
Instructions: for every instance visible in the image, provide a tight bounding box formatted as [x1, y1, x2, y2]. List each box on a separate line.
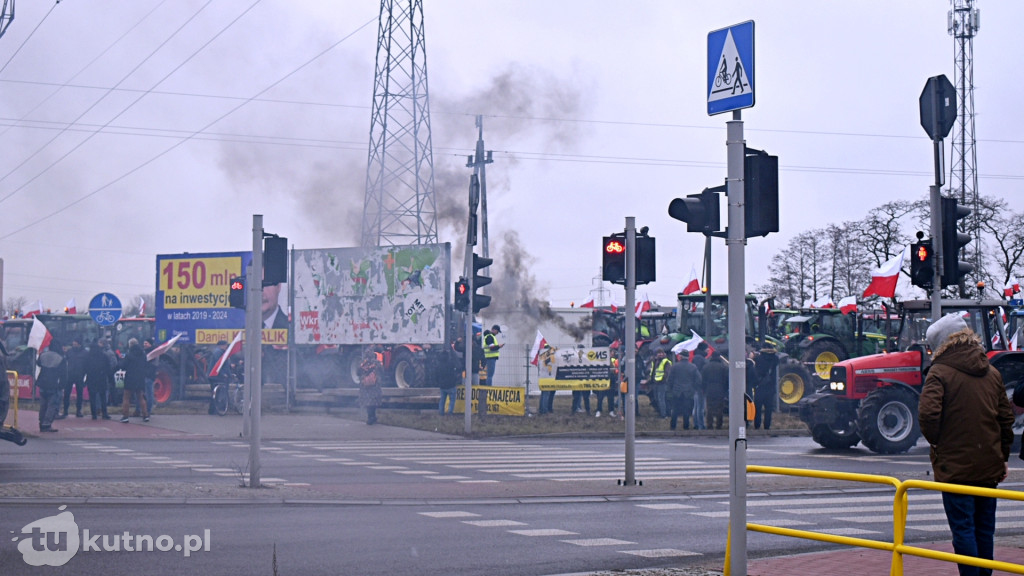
[619, 548, 701, 558]
[562, 538, 636, 547]
[636, 503, 697, 510]
[509, 529, 577, 536]
[419, 511, 480, 518]
[462, 520, 528, 527]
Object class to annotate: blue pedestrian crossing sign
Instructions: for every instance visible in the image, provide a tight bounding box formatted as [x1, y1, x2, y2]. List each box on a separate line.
[89, 292, 122, 326]
[707, 21, 755, 116]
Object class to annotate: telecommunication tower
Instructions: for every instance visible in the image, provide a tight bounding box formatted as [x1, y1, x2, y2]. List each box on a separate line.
[0, 2, 12, 40]
[947, 0, 980, 272]
[361, 0, 438, 247]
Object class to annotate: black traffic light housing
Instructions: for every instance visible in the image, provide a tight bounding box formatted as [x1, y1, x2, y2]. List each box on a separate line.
[744, 148, 779, 238]
[940, 196, 973, 288]
[472, 253, 492, 313]
[910, 236, 934, 290]
[635, 233, 655, 285]
[454, 277, 469, 312]
[668, 186, 722, 235]
[263, 235, 288, 286]
[229, 276, 246, 309]
[602, 235, 626, 284]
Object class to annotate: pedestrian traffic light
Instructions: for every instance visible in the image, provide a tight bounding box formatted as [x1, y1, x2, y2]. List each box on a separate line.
[602, 235, 626, 285]
[668, 186, 722, 235]
[454, 277, 469, 312]
[472, 253, 492, 313]
[744, 148, 779, 238]
[263, 235, 288, 286]
[635, 234, 656, 285]
[940, 196, 973, 288]
[910, 238, 934, 290]
[229, 276, 246, 309]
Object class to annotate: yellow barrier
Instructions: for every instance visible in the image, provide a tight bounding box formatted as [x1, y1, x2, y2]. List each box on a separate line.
[6, 370, 17, 428]
[742, 465, 1024, 576]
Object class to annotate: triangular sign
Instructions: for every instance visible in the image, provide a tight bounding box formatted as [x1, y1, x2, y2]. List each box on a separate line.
[708, 29, 750, 103]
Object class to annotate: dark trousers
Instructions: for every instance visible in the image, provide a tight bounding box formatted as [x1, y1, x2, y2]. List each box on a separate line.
[87, 382, 109, 417]
[707, 397, 726, 429]
[942, 492, 997, 576]
[62, 380, 84, 415]
[753, 398, 774, 430]
[571, 391, 590, 413]
[670, 395, 694, 430]
[538, 390, 555, 414]
[38, 388, 61, 429]
[594, 389, 616, 413]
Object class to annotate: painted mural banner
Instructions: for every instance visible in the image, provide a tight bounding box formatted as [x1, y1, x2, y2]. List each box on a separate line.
[537, 346, 612, 391]
[292, 244, 450, 346]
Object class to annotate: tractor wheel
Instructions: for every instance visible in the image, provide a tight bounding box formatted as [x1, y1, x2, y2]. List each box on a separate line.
[390, 348, 424, 389]
[857, 386, 920, 454]
[802, 340, 847, 382]
[778, 360, 813, 407]
[1005, 378, 1024, 435]
[810, 421, 860, 450]
[342, 348, 362, 388]
[153, 367, 176, 405]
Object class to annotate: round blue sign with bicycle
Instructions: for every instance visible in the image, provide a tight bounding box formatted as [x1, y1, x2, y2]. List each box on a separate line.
[89, 292, 122, 326]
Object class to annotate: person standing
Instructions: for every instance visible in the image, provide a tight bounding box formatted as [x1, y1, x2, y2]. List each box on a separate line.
[59, 338, 87, 419]
[141, 338, 157, 414]
[702, 348, 729, 430]
[919, 313, 1014, 576]
[358, 348, 383, 425]
[483, 325, 503, 385]
[35, 342, 65, 432]
[753, 345, 779, 430]
[119, 338, 149, 423]
[206, 340, 231, 415]
[668, 353, 701, 431]
[426, 343, 457, 415]
[643, 349, 673, 418]
[83, 339, 112, 420]
[692, 343, 709, 430]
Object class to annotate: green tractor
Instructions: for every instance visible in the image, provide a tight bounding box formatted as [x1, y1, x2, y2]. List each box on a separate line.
[772, 307, 890, 385]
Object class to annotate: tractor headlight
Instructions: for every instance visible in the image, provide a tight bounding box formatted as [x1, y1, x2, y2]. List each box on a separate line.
[829, 380, 845, 392]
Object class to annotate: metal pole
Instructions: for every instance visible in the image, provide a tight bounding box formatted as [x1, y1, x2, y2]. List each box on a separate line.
[286, 245, 296, 412]
[704, 235, 712, 333]
[623, 217, 637, 486]
[247, 215, 264, 488]
[726, 110, 747, 575]
[930, 183, 942, 321]
[464, 175, 478, 435]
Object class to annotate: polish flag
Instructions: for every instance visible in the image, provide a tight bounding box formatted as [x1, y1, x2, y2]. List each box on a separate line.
[65, 298, 77, 314]
[209, 331, 243, 377]
[682, 266, 700, 295]
[671, 330, 704, 354]
[23, 300, 43, 318]
[862, 248, 907, 299]
[27, 317, 53, 351]
[146, 333, 183, 362]
[810, 296, 835, 309]
[579, 299, 595, 308]
[838, 296, 857, 315]
[1003, 277, 1021, 298]
[138, 297, 146, 317]
[635, 297, 651, 319]
[529, 331, 547, 366]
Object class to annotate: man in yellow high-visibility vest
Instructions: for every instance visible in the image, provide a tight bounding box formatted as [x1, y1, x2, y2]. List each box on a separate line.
[483, 325, 503, 385]
[644, 348, 673, 418]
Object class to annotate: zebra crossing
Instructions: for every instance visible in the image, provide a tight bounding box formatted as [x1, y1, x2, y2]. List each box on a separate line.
[270, 439, 730, 483]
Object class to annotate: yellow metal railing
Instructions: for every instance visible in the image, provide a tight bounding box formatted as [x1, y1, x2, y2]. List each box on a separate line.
[741, 465, 1024, 576]
[6, 370, 17, 428]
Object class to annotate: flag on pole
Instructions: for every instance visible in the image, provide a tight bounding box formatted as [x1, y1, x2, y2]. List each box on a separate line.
[146, 333, 183, 362]
[65, 298, 77, 314]
[862, 248, 907, 299]
[635, 297, 651, 319]
[28, 317, 53, 351]
[838, 296, 857, 315]
[529, 331, 547, 366]
[209, 331, 243, 377]
[579, 299, 595, 308]
[138, 297, 146, 317]
[682, 266, 701, 295]
[671, 330, 704, 355]
[23, 300, 43, 318]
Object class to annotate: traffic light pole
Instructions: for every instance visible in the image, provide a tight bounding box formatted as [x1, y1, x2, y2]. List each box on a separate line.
[246, 214, 264, 488]
[930, 182, 942, 321]
[623, 218, 637, 486]
[726, 111, 747, 575]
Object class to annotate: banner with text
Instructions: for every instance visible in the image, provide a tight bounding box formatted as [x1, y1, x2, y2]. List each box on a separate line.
[537, 346, 612, 391]
[453, 385, 526, 416]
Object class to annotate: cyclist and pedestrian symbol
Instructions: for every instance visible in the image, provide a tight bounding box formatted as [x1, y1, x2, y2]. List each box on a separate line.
[89, 292, 122, 326]
[714, 54, 746, 94]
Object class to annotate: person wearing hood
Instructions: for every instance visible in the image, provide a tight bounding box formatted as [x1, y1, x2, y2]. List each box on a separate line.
[919, 313, 1015, 576]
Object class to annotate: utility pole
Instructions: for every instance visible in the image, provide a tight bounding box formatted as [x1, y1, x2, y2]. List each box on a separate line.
[245, 215, 264, 488]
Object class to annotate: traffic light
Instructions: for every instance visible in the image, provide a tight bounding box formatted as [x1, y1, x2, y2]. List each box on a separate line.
[454, 277, 469, 312]
[940, 196, 973, 288]
[668, 186, 722, 235]
[910, 239, 934, 290]
[602, 235, 626, 284]
[472, 253, 492, 313]
[229, 276, 246, 309]
[635, 234, 656, 285]
[744, 148, 779, 238]
[263, 235, 288, 286]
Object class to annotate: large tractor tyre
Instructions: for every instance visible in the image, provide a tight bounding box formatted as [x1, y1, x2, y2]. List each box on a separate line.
[1006, 378, 1024, 435]
[778, 360, 813, 408]
[802, 340, 847, 382]
[341, 349, 362, 388]
[152, 367, 177, 406]
[390, 348, 424, 389]
[810, 421, 860, 450]
[857, 386, 921, 454]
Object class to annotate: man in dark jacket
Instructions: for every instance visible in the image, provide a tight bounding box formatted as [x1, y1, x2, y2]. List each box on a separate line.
[668, 352, 701, 431]
[919, 313, 1014, 576]
[119, 338, 149, 423]
[84, 339, 112, 420]
[60, 338, 87, 419]
[752, 346, 779, 430]
[701, 349, 729, 430]
[35, 342, 65, 432]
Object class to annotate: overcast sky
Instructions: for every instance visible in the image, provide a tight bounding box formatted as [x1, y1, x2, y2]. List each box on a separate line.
[0, 1, 1020, 314]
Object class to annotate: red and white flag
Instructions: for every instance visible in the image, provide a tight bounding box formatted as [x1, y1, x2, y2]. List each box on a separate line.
[671, 330, 704, 355]
[146, 333, 183, 362]
[810, 296, 835, 309]
[65, 298, 77, 314]
[1003, 277, 1021, 298]
[23, 300, 43, 318]
[579, 299, 595, 308]
[682, 266, 700, 295]
[138, 297, 146, 317]
[838, 296, 857, 315]
[27, 317, 53, 351]
[529, 330, 547, 366]
[862, 248, 907, 299]
[209, 331, 243, 377]
[635, 297, 651, 319]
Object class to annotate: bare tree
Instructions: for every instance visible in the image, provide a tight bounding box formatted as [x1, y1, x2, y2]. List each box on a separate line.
[3, 296, 27, 318]
[857, 199, 922, 268]
[760, 229, 829, 306]
[975, 196, 1024, 290]
[824, 221, 872, 299]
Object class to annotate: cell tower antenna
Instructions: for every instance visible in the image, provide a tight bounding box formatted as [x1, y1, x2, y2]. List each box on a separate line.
[947, 0, 981, 276]
[0, 1, 14, 40]
[361, 0, 438, 247]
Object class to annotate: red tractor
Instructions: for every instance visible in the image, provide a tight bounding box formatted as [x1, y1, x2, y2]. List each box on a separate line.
[799, 299, 1024, 454]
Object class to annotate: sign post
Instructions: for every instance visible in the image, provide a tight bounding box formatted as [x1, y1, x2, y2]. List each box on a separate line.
[919, 74, 956, 320]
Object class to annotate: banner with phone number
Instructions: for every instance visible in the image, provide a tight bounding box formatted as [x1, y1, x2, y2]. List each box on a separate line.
[537, 346, 612, 391]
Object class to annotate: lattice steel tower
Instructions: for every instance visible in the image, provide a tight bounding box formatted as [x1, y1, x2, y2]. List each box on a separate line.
[361, 0, 438, 247]
[948, 0, 981, 272]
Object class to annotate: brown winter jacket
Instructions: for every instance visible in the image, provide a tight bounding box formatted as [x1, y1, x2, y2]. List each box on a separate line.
[918, 328, 1015, 487]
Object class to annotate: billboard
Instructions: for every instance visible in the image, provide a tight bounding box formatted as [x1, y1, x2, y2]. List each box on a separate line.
[537, 346, 612, 391]
[292, 244, 450, 345]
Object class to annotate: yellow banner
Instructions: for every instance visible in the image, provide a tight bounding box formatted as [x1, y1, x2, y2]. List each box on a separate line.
[195, 329, 289, 346]
[537, 346, 611, 391]
[159, 256, 242, 309]
[453, 385, 525, 416]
